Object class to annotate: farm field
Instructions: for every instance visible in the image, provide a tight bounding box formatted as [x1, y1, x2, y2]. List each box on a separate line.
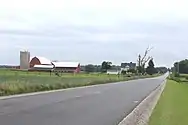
[0, 69, 159, 96]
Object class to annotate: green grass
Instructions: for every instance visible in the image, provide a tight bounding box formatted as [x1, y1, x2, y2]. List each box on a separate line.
[169, 73, 188, 82]
[0, 69, 160, 96]
[149, 80, 188, 125]
[179, 73, 188, 77]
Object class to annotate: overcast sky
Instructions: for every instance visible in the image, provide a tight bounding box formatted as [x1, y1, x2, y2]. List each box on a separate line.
[1, 0, 188, 67]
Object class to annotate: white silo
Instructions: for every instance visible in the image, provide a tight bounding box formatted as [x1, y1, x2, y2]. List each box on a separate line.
[20, 50, 30, 69]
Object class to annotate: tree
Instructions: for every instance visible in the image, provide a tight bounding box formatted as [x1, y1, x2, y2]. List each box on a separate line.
[173, 59, 188, 74]
[155, 67, 168, 74]
[167, 68, 171, 72]
[121, 70, 127, 75]
[146, 59, 156, 75]
[101, 61, 112, 72]
[85, 64, 95, 73]
[94, 65, 101, 72]
[137, 47, 153, 74]
[127, 68, 136, 74]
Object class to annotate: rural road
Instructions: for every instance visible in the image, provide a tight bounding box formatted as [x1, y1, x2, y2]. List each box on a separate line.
[0, 75, 167, 125]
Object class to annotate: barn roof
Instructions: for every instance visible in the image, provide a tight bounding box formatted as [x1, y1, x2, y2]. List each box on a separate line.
[31, 56, 52, 65]
[52, 62, 80, 68]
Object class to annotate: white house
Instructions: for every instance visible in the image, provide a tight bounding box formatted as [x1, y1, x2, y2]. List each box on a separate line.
[107, 69, 121, 75]
[121, 62, 136, 71]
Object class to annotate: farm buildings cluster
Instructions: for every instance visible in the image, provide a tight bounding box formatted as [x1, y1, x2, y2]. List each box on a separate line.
[20, 51, 80, 73]
[1, 50, 137, 74]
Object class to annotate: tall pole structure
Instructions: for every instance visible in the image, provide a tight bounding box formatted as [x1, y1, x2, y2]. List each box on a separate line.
[177, 62, 180, 74]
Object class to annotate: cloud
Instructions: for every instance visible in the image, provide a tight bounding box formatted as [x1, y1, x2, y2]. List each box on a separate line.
[0, 0, 188, 67]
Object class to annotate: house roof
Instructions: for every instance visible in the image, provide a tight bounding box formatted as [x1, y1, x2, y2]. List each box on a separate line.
[52, 62, 80, 68]
[121, 62, 136, 68]
[31, 56, 52, 65]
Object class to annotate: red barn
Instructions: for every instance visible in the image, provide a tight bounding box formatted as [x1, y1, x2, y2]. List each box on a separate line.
[30, 56, 52, 68]
[29, 56, 80, 73]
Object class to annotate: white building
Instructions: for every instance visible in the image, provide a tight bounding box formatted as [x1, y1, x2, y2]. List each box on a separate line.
[107, 69, 121, 75]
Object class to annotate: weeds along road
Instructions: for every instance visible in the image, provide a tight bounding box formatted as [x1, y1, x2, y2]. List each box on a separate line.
[0, 75, 167, 125]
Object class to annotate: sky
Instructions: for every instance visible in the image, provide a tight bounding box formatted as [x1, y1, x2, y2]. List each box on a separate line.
[1, 0, 188, 67]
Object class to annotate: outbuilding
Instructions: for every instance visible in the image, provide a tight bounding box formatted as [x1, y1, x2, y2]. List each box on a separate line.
[52, 62, 80, 73]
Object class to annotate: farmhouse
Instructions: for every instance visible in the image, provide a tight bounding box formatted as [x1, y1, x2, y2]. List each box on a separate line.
[121, 62, 136, 71]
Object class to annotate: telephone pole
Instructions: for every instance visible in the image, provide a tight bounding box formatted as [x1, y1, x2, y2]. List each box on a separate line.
[177, 62, 180, 74]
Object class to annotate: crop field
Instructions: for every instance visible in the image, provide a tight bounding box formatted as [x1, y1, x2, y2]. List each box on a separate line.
[0, 69, 157, 96]
[0, 69, 126, 96]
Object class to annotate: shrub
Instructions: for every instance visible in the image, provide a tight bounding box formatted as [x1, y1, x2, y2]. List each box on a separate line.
[127, 69, 137, 74]
[170, 76, 181, 82]
[174, 72, 180, 77]
[121, 70, 127, 75]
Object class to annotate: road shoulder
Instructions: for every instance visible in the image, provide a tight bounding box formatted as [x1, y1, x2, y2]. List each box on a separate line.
[118, 79, 166, 125]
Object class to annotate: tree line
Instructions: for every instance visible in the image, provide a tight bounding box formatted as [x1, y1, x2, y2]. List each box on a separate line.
[173, 59, 188, 74]
[82, 59, 167, 75]
[82, 47, 168, 75]
[83, 61, 113, 73]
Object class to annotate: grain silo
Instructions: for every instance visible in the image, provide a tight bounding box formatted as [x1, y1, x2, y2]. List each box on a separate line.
[20, 50, 30, 69]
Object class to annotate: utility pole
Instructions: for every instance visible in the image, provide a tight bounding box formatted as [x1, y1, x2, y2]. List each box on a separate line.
[177, 62, 180, 74]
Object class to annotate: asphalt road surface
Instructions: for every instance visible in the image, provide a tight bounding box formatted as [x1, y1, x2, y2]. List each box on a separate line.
[0, 75, 167, 125]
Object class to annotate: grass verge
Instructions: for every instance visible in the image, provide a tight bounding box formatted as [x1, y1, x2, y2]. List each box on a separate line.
[149, 79, 188, 125]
